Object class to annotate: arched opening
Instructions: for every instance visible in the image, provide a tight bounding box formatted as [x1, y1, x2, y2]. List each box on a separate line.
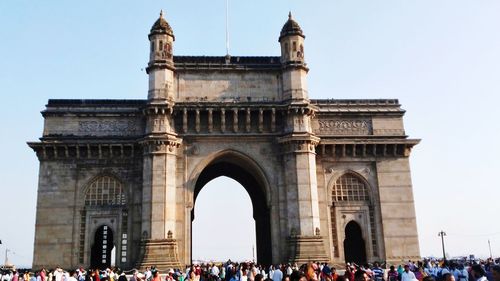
[192, 156, 272, 265]
[91, 225, 115, 269]
[343, 221, 366, 264]
[82, 175, 127, 267]
[331, 172, 378, 260]
[192, 177, 256, 262]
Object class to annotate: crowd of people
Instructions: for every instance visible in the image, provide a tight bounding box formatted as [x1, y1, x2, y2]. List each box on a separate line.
[1, 258, 499, 281]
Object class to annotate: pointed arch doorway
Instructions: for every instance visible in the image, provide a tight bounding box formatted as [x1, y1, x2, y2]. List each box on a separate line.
[191, 153, 272, 264]
[343, 221, 366, 264]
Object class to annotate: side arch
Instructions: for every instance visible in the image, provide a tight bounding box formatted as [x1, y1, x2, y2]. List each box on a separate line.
[327, 170, 379, 260]
[77, 173, 129, 268]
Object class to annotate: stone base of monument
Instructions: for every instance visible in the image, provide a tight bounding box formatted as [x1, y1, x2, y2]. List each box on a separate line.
[287, 235, 329, 264]
[137, 238, 182, 270]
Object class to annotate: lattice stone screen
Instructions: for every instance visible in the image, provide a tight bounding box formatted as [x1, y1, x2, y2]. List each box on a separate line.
[85, 176, 126, 206]
[332, 173, 370, 202]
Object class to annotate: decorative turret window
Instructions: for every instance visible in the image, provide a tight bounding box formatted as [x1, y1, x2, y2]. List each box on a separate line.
[84, 176, 126, 206]
[332, 173, 370, 202]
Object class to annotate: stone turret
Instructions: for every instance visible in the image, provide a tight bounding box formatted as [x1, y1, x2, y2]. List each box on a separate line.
[279, 12, 305, 64]
[279, 12, 309, 102]
[147, 10, 175, 101]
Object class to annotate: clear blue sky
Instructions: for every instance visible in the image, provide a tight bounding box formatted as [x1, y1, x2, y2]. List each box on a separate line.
[1, 0, 500, 266]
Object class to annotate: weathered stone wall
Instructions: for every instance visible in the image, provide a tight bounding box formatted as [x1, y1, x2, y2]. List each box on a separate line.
[43, 116, 144, 137]
[376, 158, 420, 263]
[33, 161, 78, 269]
[32, 156, 143, 269]
[176, 71, 281, 103]
[41, 100, 146, 138]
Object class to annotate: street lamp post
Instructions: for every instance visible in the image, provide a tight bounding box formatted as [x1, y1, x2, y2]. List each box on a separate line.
[488, 239, 493, 259]
[4, 248, 10, 267]
[438, 230, 447, 261]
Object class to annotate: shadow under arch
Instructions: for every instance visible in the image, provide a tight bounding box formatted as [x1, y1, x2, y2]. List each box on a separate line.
[91, 224, 115, 270]
[343, 220, 367, 264]
[190, 149, 272, 265]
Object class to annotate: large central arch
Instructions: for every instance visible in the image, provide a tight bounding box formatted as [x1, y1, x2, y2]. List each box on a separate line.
[190, 150, 273, 265]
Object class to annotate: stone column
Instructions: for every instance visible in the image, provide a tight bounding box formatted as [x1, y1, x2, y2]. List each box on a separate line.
[138, 105, 182, 270]
[278, 106, 329, 263]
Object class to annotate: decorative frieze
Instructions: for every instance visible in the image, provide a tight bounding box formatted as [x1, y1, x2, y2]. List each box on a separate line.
[79, 120, 138, 133]
[316, 119, 372, 135]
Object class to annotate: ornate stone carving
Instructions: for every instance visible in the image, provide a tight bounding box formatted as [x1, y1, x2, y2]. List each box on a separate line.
[142, 139, 181, 154]
[188, 145, 200, 155]
[317, 119, 371, 135]
[79, 120, 138, 133]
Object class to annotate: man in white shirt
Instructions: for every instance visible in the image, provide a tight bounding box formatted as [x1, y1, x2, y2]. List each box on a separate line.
[67, 271, 77, 281]
[54, 269, 63, 281]
[211, 265, 220, 280]
[401, 265, 416, 281]
[1, 271, 12, 281]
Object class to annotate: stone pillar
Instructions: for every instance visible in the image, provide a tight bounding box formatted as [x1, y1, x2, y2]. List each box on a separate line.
[138, 10, 182, 270]
[138, 113, 182, 269]
[278, 106, 328, 263]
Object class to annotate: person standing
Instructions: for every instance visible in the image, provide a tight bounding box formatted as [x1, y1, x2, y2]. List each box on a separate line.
[372, 263, 385, 281]
[211, 265, 220, 281]
[39, 270, 46, 281]
[151, 269, 161, 281]
[354, 270, 370, 281]
[491, 265, 500, 281]
[470, 265, 487, 281]
[272, 266, 283, 281]
[401, 265, 416, 281]
[68, 271, 78, 281]
[387, 266, 398, 281]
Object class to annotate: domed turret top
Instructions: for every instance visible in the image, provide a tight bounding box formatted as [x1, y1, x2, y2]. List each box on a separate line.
[279, 12, 304, 41]
[150, 10, 174, 39]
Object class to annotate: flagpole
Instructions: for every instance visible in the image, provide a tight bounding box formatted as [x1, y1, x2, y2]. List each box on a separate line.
[225, 0, 229, 56]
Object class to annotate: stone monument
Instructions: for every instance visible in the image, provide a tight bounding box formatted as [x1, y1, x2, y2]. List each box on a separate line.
[29, 11, 420, 270]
